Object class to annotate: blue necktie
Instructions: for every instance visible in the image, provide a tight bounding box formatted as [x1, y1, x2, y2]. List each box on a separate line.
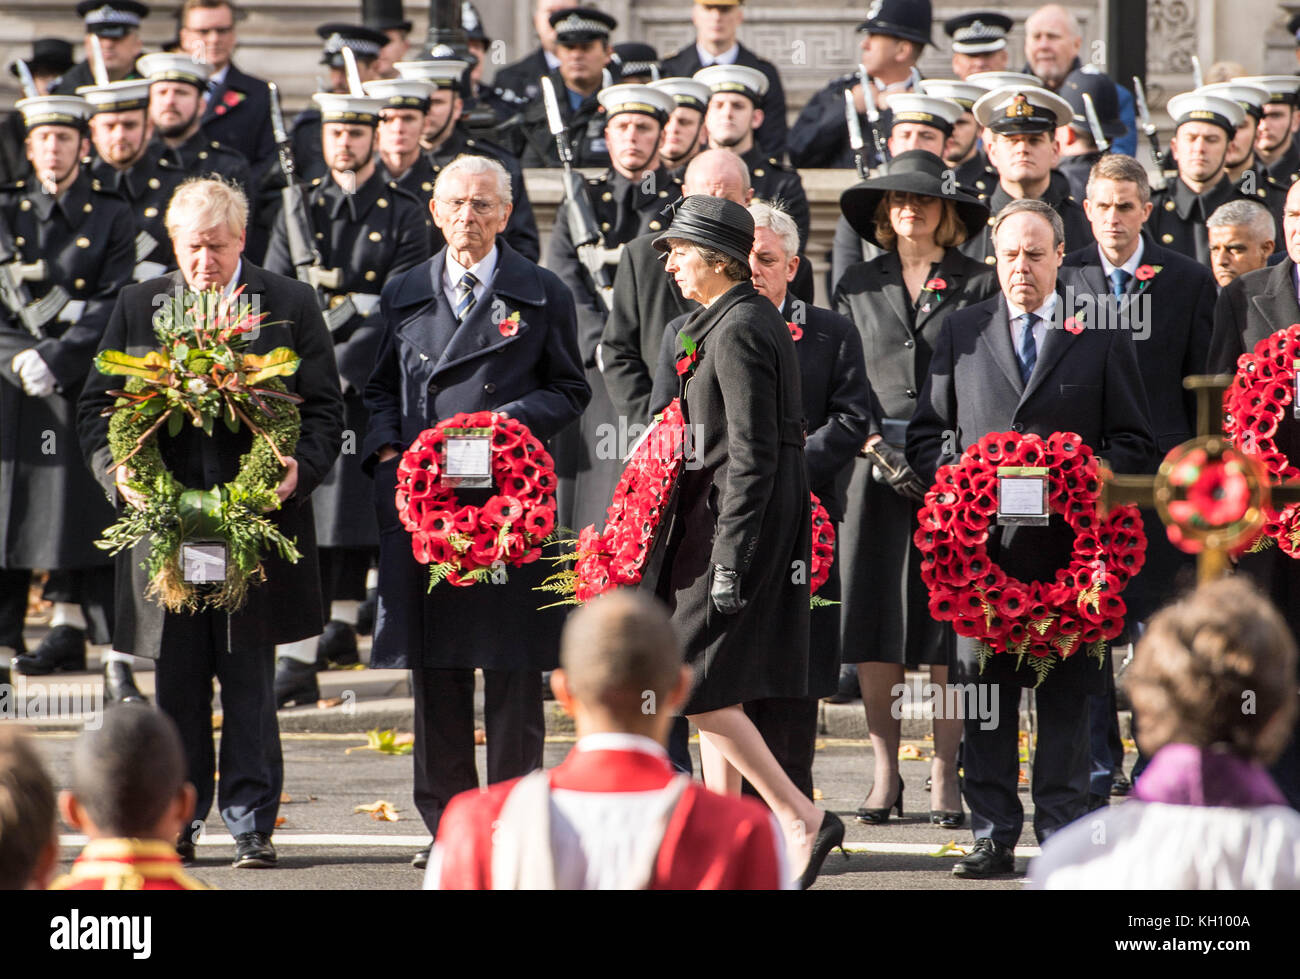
[454, 271, 478, 322]
[1017, 312, 1038, 385]
[1108, 268, 1130, 298]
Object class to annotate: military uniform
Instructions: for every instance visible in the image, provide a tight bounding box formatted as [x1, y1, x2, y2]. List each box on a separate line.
[742, 146, 809, 250]
[50, 838, 209, 890]
[263, 167, 430, 602]
[157, 130, 252, 197]
[289, 107, 328, 184]
[959, 170, 1093, 266]
[955, 147, 997, 200]
[547, 83, 682, 531]
[1265, 139, 1300, 185]
[502, 68, 611, 169]
[0, 157, 135, 654]
[1058, 150, 1102, 207]
[88, 147, 186, 282]
[1148, 174, 1255, 267]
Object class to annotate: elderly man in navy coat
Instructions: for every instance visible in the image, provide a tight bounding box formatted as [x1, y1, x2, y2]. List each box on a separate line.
[907, 198, 1155, 878]
[363, 154, 590, 869]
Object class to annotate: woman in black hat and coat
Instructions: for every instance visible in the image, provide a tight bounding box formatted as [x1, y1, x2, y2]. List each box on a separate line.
[650, 195, 843, 888]
[833, 150, 997, 828]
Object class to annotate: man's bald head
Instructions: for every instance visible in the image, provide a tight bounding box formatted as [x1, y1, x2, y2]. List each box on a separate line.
[559, 591, 685, 721]
[1025, 4, 1083, 90]
[682, 148, 753, 204]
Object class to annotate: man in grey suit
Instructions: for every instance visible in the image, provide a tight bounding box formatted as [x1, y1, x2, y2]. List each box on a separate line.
[907, 198, 1155, 877]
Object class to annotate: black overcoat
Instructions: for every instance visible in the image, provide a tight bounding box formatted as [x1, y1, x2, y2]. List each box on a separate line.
[833, 247, 997, 664]
[361, 239, 590, 671]
[652, 281, 810, 713]
[77, 264, 346, 657]
[906, 286, 1156, 693]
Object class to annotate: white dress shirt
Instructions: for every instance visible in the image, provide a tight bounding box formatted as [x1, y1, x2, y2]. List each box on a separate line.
[441, 245, 499, 314]
[696, 42, 740, 66]
[1099, 237, 1145, 285]
[1006, 290, 1057, 358]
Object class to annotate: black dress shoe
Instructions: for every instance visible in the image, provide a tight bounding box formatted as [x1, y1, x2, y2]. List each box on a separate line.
[316, 620, 359, 668]
[232, 831, 277, 868]
[797, 812, 848, 889]
[103, 660, 147, 704]
[13, 625, 86, 675]
[176, 837, 196, 864]
[825, 665, 861, 704]
[1110, 773, 1132, 797]
[274, 656, 319, 708]
[355, 591, 377, 636]
[412, 845, 431, 869]
[952, 837, 1015, 879]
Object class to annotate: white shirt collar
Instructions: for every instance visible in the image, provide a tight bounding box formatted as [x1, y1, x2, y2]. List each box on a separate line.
[443, 244, 498, 293]
[208, 64, 230, 87]
[1098, 237, 1145, 280]
[222, 260, 243, 296]
[697, 42, 739, 66]
[544, 49, 561, 71]
[575, 732, 670, 759]
[1006, 290, 1058, 324]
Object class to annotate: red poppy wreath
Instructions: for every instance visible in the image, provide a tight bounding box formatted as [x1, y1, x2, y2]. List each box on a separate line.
[396, 411, 558, 588]
[541, 399, 836, 608]
[914, 431, 1146, 684]
[1223, 324, 1300, 556]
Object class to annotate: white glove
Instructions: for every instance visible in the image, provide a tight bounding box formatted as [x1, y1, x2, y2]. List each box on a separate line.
[11, 349, 56, 398]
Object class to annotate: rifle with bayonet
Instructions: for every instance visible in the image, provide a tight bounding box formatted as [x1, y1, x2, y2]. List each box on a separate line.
[1081, 92, 1111, 155]
[857, 66, 890, 165]
[1132, 76, 1169, 175]
[12, 58, 38, 99]
[267, 82, 346, 328]
[845, 89, 870, 180]
[541, 75, 615, 313]
[0, 212, 66, 340]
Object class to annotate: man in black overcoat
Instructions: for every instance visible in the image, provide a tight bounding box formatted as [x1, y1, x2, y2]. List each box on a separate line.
[78, 177, 345, 868]
[907, 198, 1155, 877]
[362, 155, 589, 869]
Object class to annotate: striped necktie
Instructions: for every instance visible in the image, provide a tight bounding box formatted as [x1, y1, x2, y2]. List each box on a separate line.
[1017, 312, 1039, 385]
[454, 270, 478, 322]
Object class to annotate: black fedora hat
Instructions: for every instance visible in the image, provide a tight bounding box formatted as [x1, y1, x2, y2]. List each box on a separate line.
[9, 38, 74, 81]
[840, 149, 989, 245]
[653, 195, 755, 266]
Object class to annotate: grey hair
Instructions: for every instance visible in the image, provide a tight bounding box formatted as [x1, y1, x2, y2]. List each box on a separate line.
[1027, 3, 1082, 40]
[165, 175, 248, 236]
[748, 200, 799, 260]
[992, 197, 1064, 249]
[1207, 199, 1276, 243]
[433, 153, 512, 207]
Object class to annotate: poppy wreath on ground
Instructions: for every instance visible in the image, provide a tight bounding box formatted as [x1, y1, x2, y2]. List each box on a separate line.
[914, 430, 1147, 686]
[95, 287, 303, 613]
[395, 411, 558, 588]
[1223, 324, 1300, 556]
[541, 399, 837, 609]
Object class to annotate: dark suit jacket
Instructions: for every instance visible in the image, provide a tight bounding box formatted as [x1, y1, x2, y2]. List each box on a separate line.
[1062, 234, 1214, 453]
[601, 233, 695, 424]
[201, 63, 275, 181]
[361, 238, 590, 671]
[659, 43, 788, 155]
[76, 263, 345, 657]
[1208, 256, 1300, 373]
[906, 286, 1156, 689]
[491, 47, 552, 104]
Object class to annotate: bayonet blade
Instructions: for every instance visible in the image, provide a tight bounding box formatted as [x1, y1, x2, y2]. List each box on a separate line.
[845, 89, 865, 151]
[13, 59, 38, 99]
[1082, 92, 1111, 153]
[88, 35, 109, 86]
[1133, 76, 1155, 133]
[341, 46, 365, 97]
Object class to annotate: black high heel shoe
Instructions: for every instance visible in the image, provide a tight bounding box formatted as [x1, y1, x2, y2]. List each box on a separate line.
[855, 775, 904, 824]
[929, 774, 965, 828]
[797, 811, 847, 890]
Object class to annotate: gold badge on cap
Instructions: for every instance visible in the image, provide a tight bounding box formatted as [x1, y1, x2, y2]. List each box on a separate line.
[1007, 93, 1033, 119]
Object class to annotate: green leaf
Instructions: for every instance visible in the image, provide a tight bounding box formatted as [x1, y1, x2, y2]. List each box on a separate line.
[95, 348, 169, 380]
[167, 410, 184, 438]
[243, 347, 302, 383]
[678, 332, 696, 357]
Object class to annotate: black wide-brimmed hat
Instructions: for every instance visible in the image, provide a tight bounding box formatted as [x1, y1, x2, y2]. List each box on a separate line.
[840, 150, 989, 245]
[652, 195, 755, 266]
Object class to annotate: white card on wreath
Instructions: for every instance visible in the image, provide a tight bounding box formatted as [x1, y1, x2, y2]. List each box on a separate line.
[997, 467, 1049, 526]
[182, 542, 227, 584]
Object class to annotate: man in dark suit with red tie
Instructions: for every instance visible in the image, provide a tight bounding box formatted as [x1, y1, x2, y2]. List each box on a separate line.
[907, 198, 1155, 877]
[363, 155, 589, 870]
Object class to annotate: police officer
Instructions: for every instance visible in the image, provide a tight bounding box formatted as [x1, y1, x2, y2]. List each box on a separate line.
[962, 84, 1091, 266]
[546, 82, 682, 532]
[652, 77, 710, 175]
[1201, 80, 1286, 246]
[501, 7, 617, 169]
[290, 24, 390, 183]
[1235, 75, 1300, 186]
[1056, 66, 1128, 203]
[81, 79, 186, 284]
[918, 78, 996, 198]
[138, 53, 251, 197]
[944, 10, 1013, 79]
[788, 0, 933, 169]
[612, 43, 660, 85]
[262, 89, 430, 700]
[388, 58, 541, 261]
[0, 95, 134, 691]
[1148, 91, 1253, 266]
[54, 1, 149, 95]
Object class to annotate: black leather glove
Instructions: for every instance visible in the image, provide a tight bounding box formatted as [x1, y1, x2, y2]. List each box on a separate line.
[862, 437, 928, 501]
[710, 564, 747, 615]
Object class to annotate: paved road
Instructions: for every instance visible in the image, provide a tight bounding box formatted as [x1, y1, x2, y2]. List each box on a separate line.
[30, 730, 1135, 890]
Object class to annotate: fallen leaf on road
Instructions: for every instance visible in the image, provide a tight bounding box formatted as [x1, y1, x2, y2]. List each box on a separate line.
[474, 728, 486, 745]
[812, 787, 823, 801]
[280, 792, 292, 803]
[274, 816, 286, 828]
[931, 840, 968, 857]
[1018, 768, 1029, 784]
[345, 728, 414, 755]
[898, 744, 924, 760]
[316, 697, 344, 709]
[355, 800, 399, 822]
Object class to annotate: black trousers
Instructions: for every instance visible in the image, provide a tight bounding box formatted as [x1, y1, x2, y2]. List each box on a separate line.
[963, 677, 1091, 847]
[743, 697, 819, 801]
[154, 609, 282, 838]
[317, 547, 373, 605]
[0, 566, 115, 648]
[411, 667, 544, 837]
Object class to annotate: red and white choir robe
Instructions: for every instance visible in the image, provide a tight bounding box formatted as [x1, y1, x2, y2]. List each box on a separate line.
[427, 733, 791, 889]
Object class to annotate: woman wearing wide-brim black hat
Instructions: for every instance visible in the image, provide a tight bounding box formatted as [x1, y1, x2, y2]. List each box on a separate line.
[648, 195, 845, 887]
[832, 150, 998, 830]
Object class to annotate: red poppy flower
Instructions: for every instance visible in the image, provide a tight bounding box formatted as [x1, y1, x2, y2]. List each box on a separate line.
[418, 509, 455, 539]
[1063, 317, 1084, 335]
[787, 322, 803, 342]
[451, 506, 478, 533]
[491, 425, 524, 451]
[483, 495, 524, 527]
[499, 317, 520, 337]
[952, 617, 982, 637]
[996, 589, 1027, 618]
[1005, 622, 1028, 648]
[676, 353, 698, 376]
[524, 508, 555, 539]
[1134, 264, 1156, 281]
[925, 277, 947, 291]
[468, 531, 502, 566]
